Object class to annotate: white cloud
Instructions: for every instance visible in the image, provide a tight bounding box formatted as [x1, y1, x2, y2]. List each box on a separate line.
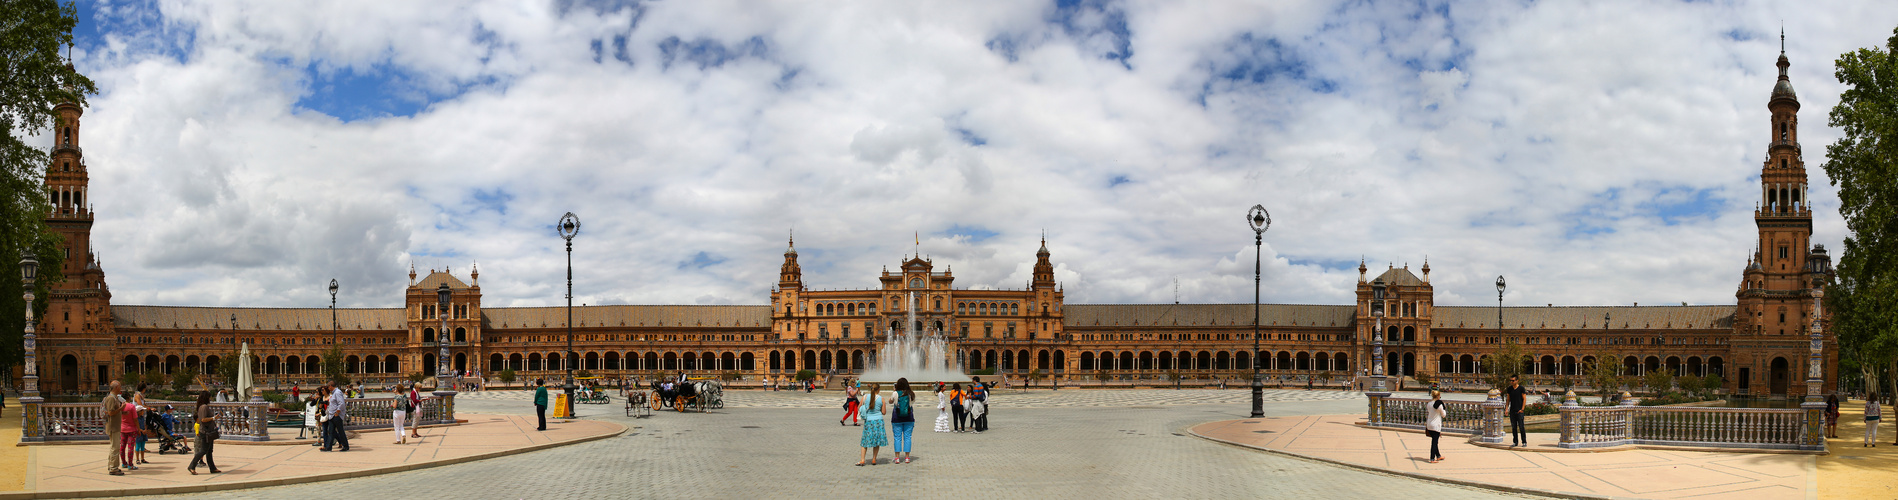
[61, 0, 1895, 310]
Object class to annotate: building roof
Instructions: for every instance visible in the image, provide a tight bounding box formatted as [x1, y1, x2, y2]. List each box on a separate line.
[1373, 267, 1425, 286]
[482, 305, 772, 329]
[1064, 304, 1358, 328]
[415, 271, 470, 290]
[1432, 305, 1735, 331]
[113, 305, 407, 331]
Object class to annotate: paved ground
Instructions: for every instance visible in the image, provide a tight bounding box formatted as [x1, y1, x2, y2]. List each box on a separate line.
[1194, 415, 1813, 499]
[462, 386, 1380, 408]
[122, 389, 1535, 499]
[1818, 399, 1898, 500]
[23, 413, 622, 497]
[0, 403, 24, 492]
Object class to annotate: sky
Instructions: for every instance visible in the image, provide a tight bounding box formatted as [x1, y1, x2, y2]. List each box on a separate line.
[48, 0, 1898, 310]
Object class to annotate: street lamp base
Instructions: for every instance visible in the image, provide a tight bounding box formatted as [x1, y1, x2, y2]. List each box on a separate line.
[1249, 375, 1265, 418]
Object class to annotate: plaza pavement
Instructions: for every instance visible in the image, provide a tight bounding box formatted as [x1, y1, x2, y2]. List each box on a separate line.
[118, 389, 1539, 500]
[4, 412, 623, 499]
[1818, 398, 1898, 500]
[1190, 415, 1812, 499]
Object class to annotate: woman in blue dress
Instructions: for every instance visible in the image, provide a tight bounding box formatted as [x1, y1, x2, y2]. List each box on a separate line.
[856, 383, 889, 466]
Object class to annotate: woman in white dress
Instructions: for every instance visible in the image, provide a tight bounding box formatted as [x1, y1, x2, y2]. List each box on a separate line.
[933, 383, 952, 432]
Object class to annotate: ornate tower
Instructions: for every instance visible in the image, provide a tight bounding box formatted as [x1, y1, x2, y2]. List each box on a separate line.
[1733, 36, 1833, 397]
[40, 90, 114, 391]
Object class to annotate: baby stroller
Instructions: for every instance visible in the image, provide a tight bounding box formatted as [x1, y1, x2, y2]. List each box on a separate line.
[149, 406, 191, 455]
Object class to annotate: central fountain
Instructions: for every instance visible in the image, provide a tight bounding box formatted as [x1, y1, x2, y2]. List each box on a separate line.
[860, 291, 969, 384]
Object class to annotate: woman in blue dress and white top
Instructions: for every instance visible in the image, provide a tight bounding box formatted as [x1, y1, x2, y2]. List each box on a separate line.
[856, 383, 889, 466]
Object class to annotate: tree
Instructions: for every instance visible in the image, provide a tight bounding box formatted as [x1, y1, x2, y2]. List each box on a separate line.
[215, 351, 240, 388]
[1029, 368, 1046, 387]
[169, 365, 193, 394]
[1480, 340, 1531, 389]
[1677, 374, 1703, 398]
[1643, 370, 1674, 396]
[794, 369, 816, 382]
[1825, 26, 1898, 404]
[1584, 350, 1623, 404]
[321, 345, 347, 385]
[0, 0, 92, 378]
[498, 369, 516, 384]
[140, 368, 163, 389]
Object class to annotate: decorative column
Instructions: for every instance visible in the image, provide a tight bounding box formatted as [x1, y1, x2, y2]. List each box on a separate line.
[1799, 288, 1827, 451]
[1480, 388, 1505, 444]
[19, 251, 43, 443]
[1558, 390, 1579, 448]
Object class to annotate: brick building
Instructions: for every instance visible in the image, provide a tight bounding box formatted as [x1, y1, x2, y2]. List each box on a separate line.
[23, 48, 1834, 398]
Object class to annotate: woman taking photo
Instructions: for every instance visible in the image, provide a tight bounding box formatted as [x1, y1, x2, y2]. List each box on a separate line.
[856, 383, 888, 466]
[187, 392, 220, 474]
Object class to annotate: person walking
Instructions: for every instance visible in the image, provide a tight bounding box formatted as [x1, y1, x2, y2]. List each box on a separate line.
[1866, 394, 1882, 447]
[186, 392, 220, 474]
[1425, 390, 1447, 463]
[1504, 376, 1528, 447]
[933, 384, 952, 433]
[392, 383, 412, 445]
[1825, 394, 1841, 439]
[891, 378, 916, 464]
[949, 383, 967, 432]
[320, 383, 349, 452]
[534, 379, 549, 431]
[841, 381, 861, 426]
[102, 381, 126, 475]
[856, 383, 889, 466]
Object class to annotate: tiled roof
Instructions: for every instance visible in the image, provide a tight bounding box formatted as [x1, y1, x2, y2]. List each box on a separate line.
[1064, 304, 1357, 328]
[1373, 267, 1425, 286]
[1432, 305, 1736, 330]
[482, 305, 771, 329]
[113, 306, 407, 331]
[415, 271, 470, 290]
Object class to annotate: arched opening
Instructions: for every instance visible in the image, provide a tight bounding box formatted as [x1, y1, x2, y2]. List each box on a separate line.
[1017, 351, 1029, 372]
[1054, 350, 1066, 370]
[1295, 351, 1310, 371]
[385, 356, 399, 374]
[421, 354, 435, 375]
[1335, 353, 1349, 372]
[454, 353, 467, 373]
[1686, 356, 1703, 377]
[1038, 350, 1051, 370]
[605, 351, 620, 370]
[363, 355, 379, 374]
[741, 352, 755, 371]
[1235, 351, 1250, 371]
[1197, 351, 1212, 371]
[1403, 326, 1415, 342]
[1458, 354, 1475, 374]
[996, 350, 1007, 370]
[1644, 356, 1661, 375]
[286, 355, 301, 375]
[528, 353, 542, 371]
[510, 353, 524, 371]
[1561, 356, 1577, 376]
[770, 351, 782, 370]
[803, 350, 816, 370]
[305, 356, 320, 375]
[346, 355, 361, 374]
[724, 352, 740, 371]
[1215, 351, 1231, 371]
[851, 350, 863, 371]
[1623, 356, 1640, 375]
[1402, 352, 1416, 376]
[1276, 351, 1291, 372]
[59, 355, 79, 392]
[1079, 352, 1094, 371]
[1665, 356, 1682, 376]
[1314, 352, 1330, 371]
[1157, 351, 1173, 370]
[1708, 357, 1725, 378]
[1769, 357, 1790, 396]
[647, 352, 661, 371]
[1439, 354, 1455, 373]
[165, 355, 180, 374]
[819, 350, 832, 371]
[423, 327, 435, 342]
[454, 327, 467, 343]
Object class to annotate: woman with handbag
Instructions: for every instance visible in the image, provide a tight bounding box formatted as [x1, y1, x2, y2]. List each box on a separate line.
[187, 392, 220, 475]
[841, 381, 861, 426]
[408, 385, 425, 439]
[1424, 390, 1448, 463]
[392, 383, 412, 445]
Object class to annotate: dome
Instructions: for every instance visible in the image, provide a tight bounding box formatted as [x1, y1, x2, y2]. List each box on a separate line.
[1772, 78, 1796, 100]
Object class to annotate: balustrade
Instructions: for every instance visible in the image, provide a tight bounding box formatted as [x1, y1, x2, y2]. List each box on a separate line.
[1558, 406, 1819, 451]
[28, 402, 271, 443]
[1364, 396, 1487, 435]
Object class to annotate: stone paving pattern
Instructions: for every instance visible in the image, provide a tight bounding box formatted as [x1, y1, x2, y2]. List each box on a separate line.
[25, 413, 622, 497]
[1192, 414, 1812, 499]
[126, 389, 1534, 499]
[461, 386, 1373, 408]
[1818, 398, 1898, 500]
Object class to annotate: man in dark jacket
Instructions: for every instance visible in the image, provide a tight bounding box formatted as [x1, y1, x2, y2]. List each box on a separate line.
[1504, 376, 1528, 446]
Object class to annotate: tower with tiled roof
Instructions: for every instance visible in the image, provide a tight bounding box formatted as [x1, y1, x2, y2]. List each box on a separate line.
[38, 87, 114, 392]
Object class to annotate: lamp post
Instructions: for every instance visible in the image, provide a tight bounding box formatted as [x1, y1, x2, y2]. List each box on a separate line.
[558, 212, 580, 419]
[1496, 276, 1505, 382]
[328, 279, 338, 386]
[1247, 205, 1270, 418]
[1369, 278, 1388, 394]
[436, 283, 451, 390]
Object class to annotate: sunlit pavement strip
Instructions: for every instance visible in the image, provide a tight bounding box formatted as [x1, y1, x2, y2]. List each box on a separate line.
[1191, 415, 1812, 500]
[8, 413, 623, 499]
[1817, 400, 1898, 500]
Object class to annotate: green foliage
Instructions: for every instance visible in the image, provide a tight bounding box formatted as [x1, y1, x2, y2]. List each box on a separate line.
[1676, 374, 1703, 397]
[216, 351, 240, 388]
[1643, 370, 1674, 395]
[1524, 402, 1559, 416]
[498, 369, 516, 384]
[1553, 376, 1576, 394]
[1826, 26, 1898, 407]
[1702, 374, 1724, 396]
[794, 369, 816, 381]
[720, 371, 741, 381]
[140, 368, 164, 389]
[1092, 370, 1110, 382]
[970, 367, 996, 376]
[1412, 371, 1434, 386]
[576, 369, 594, 378]
[169, 366, 193, 394]
[1480, 341, 1530, 389]
[407, 372, 428, 384]
[0, 0, 93, 372]
[321, 345, 347, 385]
[1585, 350, 1624, 404]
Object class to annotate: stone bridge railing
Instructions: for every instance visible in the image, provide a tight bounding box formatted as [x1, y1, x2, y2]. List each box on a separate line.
[24, 401, 272, 443]
[1366, 391, 1825, 453]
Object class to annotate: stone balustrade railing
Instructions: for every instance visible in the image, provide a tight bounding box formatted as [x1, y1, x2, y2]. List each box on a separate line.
[1364, 394, 1494, 436]
[1558, 404, 1821, 451]
[21, 392, 457, 444]
[25, 402, 271, 443]
[1369, 391, 1824, 452]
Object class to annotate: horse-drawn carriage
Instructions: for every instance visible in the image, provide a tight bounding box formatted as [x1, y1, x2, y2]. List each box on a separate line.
[650, 379, 723, 412]
[625, 390, 651, 418]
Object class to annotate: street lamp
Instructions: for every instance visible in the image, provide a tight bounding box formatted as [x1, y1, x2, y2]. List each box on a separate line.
[436, 282, 452, 391]
[328, 279, 338, 386]
[558, 212, 580, 419]
[1496, 276, 1505, 381]
[1247, 205, 1270, 418]
[20, 250, 40, 401]
[1369, 278, 1388, 394]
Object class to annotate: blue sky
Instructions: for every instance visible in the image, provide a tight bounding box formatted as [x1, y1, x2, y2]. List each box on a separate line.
[52, 0, 1898, 309]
